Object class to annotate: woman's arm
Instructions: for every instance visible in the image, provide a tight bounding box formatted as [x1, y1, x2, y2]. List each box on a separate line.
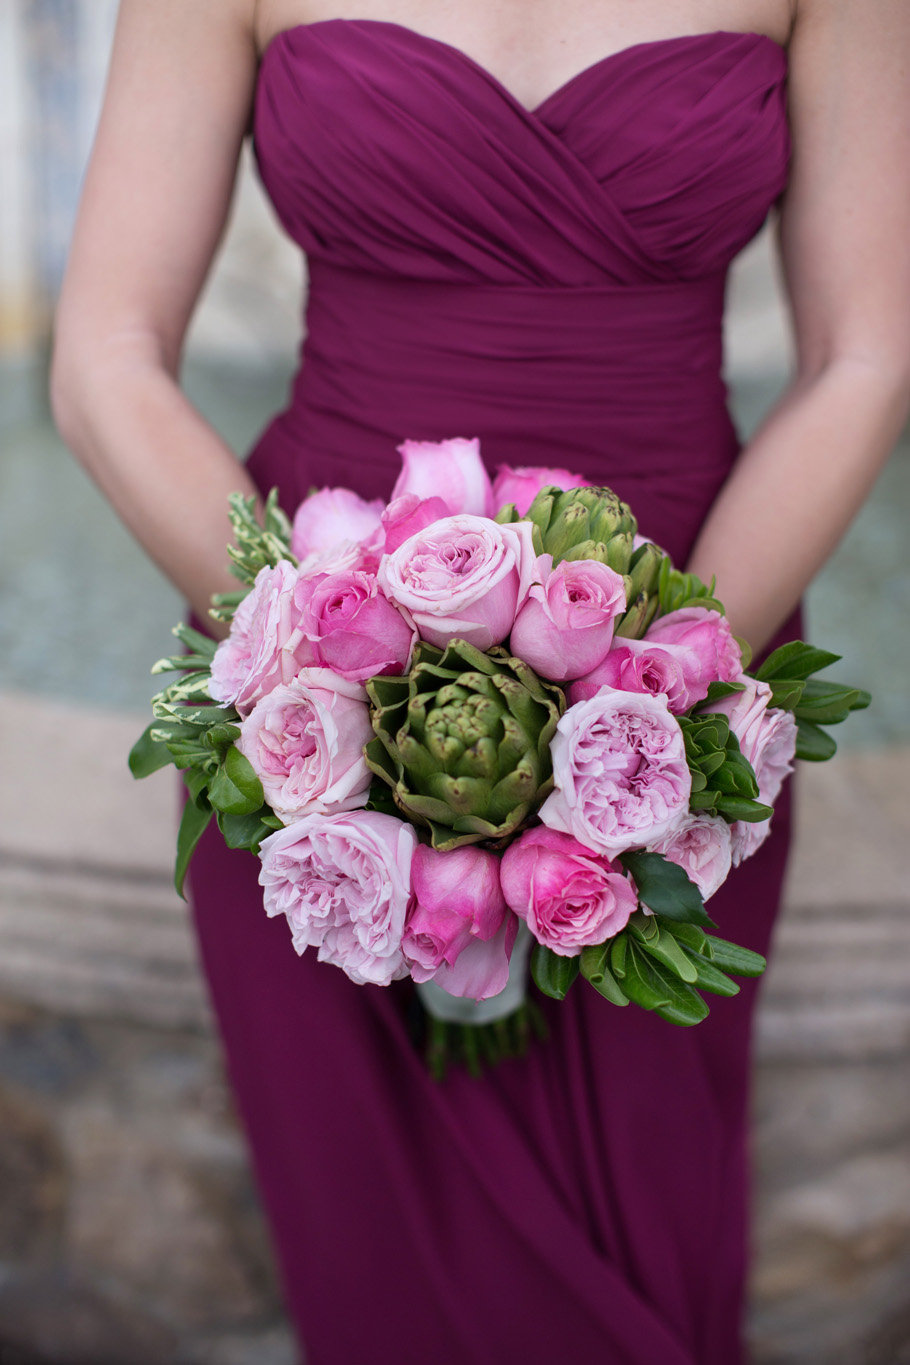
[686, 0, 910, 655]
[50, 0, 261, 631]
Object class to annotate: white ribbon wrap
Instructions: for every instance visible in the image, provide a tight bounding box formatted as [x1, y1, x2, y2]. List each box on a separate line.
[415, 922, 534, 1025]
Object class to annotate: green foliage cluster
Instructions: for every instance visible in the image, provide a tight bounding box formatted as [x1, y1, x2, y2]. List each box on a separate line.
[129, 623, 280, 896]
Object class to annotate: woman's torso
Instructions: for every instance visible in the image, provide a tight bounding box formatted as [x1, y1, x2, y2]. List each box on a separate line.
[246, 2, 791, 564]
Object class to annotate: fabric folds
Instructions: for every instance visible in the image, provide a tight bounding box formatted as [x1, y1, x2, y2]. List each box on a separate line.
[190, 23, 794, 1364]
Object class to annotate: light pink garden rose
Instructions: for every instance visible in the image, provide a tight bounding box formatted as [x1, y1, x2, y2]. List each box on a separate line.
[491, 464, 590, 516]
[209, 560, 307, 715]
[402, 845, 517, 999]
[645, 607, 742, 687]
[290, 487, 384, 569]
[569, 637, 709, 714]
[391, 437, 494, 517]
[710, 678, 797, 864]
[258, 811, 417, 986]
[377, 514, 537, 651]
[293, 569, 416, 682]
[539, 689, 691, 858]
[379, 494, 451, 555]
[648, 813, 733, 901]
[500, 827, 637, 955]
[509, 556, 626, 682]
[237, 668, 372, 823]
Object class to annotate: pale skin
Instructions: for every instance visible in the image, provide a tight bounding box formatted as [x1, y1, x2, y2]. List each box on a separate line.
[51, 0, 910, 649]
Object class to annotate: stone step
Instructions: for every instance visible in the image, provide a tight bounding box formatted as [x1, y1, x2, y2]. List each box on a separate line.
[0, 856, 209, 1030]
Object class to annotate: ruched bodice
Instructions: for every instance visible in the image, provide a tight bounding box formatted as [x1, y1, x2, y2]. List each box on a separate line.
[189, 28, 795, 1365]
[255, 23, 788, 282]
[249, 23, 789, 561]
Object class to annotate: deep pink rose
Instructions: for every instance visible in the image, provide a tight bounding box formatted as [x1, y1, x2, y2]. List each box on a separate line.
[491, 464, 590, 516]
[237, 668, 372, 823]
[379, 494, 451, 555]
[645, 607, 742, 687]
[209, 561, 307, 715]
[291, 487, 384, 572]
[293, 569, 416, 682]
[258, 811, 417, 986]
[391, 438, 493, 517]
[648, 813, 733, 901]
[500, 827, 637, 955]
[569, 637, 710, 713]
[509, 556, 626, 682]
[539, 689, 691, 858]
[377, 514, 537, 650]
[402, 845, 516, 999]
[709, 678, 797, 864]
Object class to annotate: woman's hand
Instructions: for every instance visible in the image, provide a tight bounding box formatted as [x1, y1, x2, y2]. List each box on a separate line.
[50, 0, 262, 632]
[686, 0, 910, 656]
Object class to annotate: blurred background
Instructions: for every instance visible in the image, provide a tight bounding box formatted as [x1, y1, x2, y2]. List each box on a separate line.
[1, 3, 908, 1363]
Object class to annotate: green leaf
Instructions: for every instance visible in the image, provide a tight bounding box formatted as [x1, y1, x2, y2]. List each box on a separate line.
[174, 795, 213, 898]
[208, 745, 265, 816]
[580, 943, 630, 1006]
[703, 936, 766, 978]
[795, 720, 838, 762]
[681, 949, 740, 997]
[794, 678, 871, 725]
[618, 941, 672, 1011]
[171, 623, 218, 659]
[184, 767, 210, 804]
[766, 678, 806, 712]
[662, 920, 709, 953]
[129, 723, 175, 779]
[715, 796, 773, 823]
[698, 680, 746, 707]
[652, 976, 711, 1027]
[217, 808, 275, 852]
[531, 946, 580, 1000]
[637, 925, 700, 983]
[754, 641, 840, 682]
[618, 850, 712, 926]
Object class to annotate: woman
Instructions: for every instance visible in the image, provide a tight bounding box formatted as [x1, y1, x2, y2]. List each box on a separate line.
[51, 2, 910, 1362]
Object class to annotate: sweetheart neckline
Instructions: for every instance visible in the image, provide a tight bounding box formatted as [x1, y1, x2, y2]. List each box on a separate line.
[258, 18, 787, 117]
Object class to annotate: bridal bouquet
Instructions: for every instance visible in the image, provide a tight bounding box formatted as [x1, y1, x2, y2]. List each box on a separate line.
[131, 439, 867, 1074]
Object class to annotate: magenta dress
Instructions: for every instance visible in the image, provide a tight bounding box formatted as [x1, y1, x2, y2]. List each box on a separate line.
[190, 23, 793, 1364]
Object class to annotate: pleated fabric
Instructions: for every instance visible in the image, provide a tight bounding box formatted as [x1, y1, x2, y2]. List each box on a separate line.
[190, 23, 793, 1363]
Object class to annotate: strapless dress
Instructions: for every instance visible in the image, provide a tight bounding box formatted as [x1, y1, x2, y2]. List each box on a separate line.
[189, 22, 793, 1364]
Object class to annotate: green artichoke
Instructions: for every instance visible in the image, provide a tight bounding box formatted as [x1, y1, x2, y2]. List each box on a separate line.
[523, 485, 639, 572]
[365, 641, 565, 851]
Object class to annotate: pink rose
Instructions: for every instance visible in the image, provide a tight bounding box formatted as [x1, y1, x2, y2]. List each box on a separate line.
[491, 464, 590, 516]
[402, 846, 517, 999]
[258, 811, 417, 986]
[291, 487, 383, 558]
[648, 813, 733, 901]
[568, 638, 708, 714]
[377, 514, 537, 651]
[509, 556, 626, 682]
[644, 607, 742, 687]
[209, 561, 307, 715]
[293, 569, 416, 682]
[379, 494, 451, 555]
[709, 678, 797, 864]
[500, 827, 637, 955]
[539, 689, 691, 858]
[291, 487, 384, 572]
[237, 668, 372, 823]
[391, 437, 493, 517]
